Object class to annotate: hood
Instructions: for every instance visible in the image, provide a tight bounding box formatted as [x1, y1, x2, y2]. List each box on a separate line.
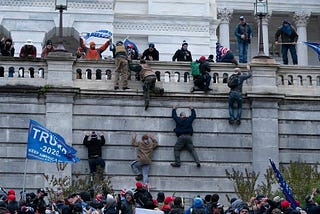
[193, 197, 204, 208]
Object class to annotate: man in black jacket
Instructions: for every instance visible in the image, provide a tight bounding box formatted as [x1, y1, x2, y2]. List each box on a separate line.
[171, 105, 200, 167]
[172, 41, 192, 62]
[83, 131, 106, 174]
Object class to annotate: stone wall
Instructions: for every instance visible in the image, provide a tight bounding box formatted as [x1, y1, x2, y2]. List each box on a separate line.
[1, 56, 320, 205]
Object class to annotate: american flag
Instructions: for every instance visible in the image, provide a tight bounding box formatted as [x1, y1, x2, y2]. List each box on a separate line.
[269, 158, 298, 209]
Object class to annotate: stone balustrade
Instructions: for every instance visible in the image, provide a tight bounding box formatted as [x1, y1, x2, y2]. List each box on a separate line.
[2, 56, 320, 94]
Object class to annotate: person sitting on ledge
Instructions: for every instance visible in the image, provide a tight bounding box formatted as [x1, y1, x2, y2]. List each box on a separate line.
[216, 42, 238, 65]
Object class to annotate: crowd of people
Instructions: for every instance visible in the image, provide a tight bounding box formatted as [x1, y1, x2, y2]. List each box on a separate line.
[0, 16, 299, 65]
[1, 184, 320, 214]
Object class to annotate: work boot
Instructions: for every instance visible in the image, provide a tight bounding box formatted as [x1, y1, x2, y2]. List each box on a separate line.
[135, 174, 143, 181]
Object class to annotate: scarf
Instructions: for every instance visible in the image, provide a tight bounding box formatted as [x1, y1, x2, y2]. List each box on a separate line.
[282, 24, 292, 36]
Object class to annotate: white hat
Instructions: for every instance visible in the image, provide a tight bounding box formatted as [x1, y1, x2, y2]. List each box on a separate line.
[25, 39, 34, 46]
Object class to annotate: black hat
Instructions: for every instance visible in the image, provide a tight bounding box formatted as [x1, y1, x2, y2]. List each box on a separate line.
[116, 41, 123, 46]
[37, 188, 46, 194]
[239, 16, 245, 20]
[46, 40, 53, 45]
[149, 43, 155, 48]
[182, 40, 188, 46]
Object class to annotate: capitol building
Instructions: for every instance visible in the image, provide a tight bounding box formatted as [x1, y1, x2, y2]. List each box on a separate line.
[0, 0, 319, 65]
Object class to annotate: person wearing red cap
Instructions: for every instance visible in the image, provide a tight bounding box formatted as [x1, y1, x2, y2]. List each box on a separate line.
[131, 132, 158, 185]
[79, 37, 111, 60]
[191, 56, 212, 92]
[133, 182, 154, 209]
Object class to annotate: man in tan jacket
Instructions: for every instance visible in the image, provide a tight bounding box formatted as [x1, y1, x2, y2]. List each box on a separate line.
[131, 132, 158, 187]
[139, 59, 164, 110]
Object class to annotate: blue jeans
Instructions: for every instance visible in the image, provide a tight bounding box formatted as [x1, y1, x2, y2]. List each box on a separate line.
[88, 157, 105, 174]
[228, 91, 242, 121]
[238, 41, 249, 63]
[131, 160, 150, 184]
[281, 44, 298, 65]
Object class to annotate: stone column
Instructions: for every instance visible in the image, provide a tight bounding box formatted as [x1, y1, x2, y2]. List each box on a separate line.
[293, 11, 311, 66]
[217, 8, 233, 49]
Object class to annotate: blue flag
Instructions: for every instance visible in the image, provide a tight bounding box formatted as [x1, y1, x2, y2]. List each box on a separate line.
[27, 120, 80, 163]
[269, 158, 298, 209]
[303, 42, 320, 61]
[124, 38, 139, 54]
[82, 29, 113, 41]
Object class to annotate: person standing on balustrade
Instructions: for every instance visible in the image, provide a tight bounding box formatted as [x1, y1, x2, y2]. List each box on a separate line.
[234, 16, 253, 63]
[275, 20, 299, 65]
[113, 40, 130, 90]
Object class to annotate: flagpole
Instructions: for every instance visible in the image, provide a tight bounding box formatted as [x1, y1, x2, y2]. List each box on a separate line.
[22, 158, 28, 195]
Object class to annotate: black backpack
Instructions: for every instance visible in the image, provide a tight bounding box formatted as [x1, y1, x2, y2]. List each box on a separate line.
[227, 74, 239, 89]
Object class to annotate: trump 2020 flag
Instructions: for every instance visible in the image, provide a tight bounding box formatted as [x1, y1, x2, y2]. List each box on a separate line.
[303, 42, 320, 61]
[27, 120, 80, 163]
[269, 158, 298, 209]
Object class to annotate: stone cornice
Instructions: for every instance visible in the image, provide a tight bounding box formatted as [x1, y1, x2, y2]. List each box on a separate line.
[0, 0, 113, 10]
[113, 15, 211, 33]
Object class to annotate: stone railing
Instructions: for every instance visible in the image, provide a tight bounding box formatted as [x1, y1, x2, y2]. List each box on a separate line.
[1, 56, 320, 95]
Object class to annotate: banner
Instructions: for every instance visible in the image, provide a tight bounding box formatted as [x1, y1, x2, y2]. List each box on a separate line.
[82, 29, 113, 41]
[269, 158, 298, 209]
[303, 42, 320, 61]
[124, 38, 139, 54]
[27, 120, 80, 163]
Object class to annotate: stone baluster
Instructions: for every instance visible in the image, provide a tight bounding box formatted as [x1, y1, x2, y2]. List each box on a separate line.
[293, 11, 311, 66]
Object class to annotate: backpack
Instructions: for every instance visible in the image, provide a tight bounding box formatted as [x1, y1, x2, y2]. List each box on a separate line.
[190, 61, 200, 77]
[227, 74, 239, 88]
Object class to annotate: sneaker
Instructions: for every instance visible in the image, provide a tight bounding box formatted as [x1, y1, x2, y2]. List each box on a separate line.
[190, 87, 195, 92]
[196, 163, 201, 168]
[171, 162, 181, 167]
[135, 174, 143, 181]
[236, 120, 241, 125]
[122, 87, 130, 90]
[229, 119, 234, 125]
[114, 86, 119, 90]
